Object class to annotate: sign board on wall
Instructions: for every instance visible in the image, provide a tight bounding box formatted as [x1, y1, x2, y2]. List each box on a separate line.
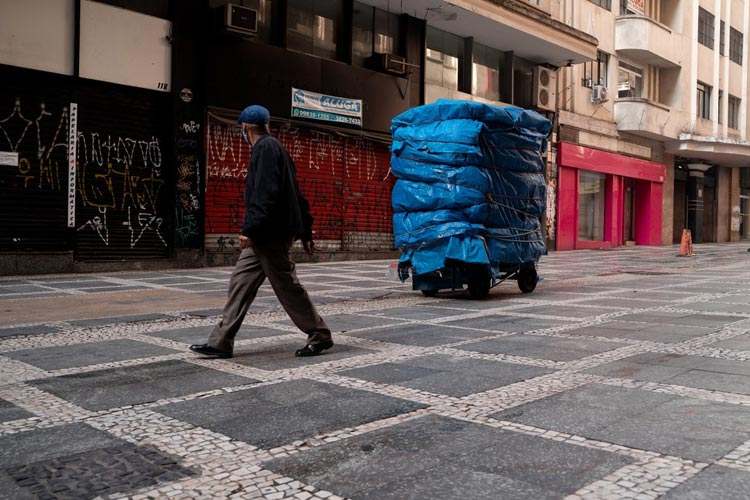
[291, 88, 362, 126]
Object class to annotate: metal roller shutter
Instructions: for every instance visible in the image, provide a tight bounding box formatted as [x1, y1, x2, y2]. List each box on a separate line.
[0, 68, 73, 252]
[204, 111, 393, 265]
[74, 82, 172, 261]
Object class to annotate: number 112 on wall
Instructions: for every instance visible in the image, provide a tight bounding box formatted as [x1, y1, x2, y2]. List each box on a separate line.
[157, 82, 169, 91]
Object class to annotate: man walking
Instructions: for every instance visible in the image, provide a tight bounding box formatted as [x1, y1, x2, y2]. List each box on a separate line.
[190, 105, 333, 358]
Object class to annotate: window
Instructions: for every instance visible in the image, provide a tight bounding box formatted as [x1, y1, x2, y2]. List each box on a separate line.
[578, 171, 606, 241]
[589, 0, 612, 10]
[698, 8, 714, 49]
[582, 51, 609, 87]
[720, 21, 725, 55]
[352, 2, 400, 66]
[617, 61, 643, 98]
[287, 0, 342, 61]
[730, 28, 743, 65]
[425, 27, 464, 90]
[697, 82, 711, 119]
[472, 43, 503, 101]
[728, 95, 741, 129]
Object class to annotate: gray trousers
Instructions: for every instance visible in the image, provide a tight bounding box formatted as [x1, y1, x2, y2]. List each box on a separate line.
[208, 239, 330, 353]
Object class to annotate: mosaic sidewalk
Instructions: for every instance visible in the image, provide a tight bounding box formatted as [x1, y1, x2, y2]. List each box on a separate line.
[1, 243, 750, 499]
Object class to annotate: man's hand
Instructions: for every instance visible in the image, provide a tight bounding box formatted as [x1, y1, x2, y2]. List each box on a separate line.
[303, 239, 316, 256]
[239, 235, 253, 249]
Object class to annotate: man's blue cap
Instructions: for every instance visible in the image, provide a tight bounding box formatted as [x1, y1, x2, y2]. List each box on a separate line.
[237, 105, 270, 125]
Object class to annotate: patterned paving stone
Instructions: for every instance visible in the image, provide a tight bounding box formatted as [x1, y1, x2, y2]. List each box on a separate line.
[156, 379, 427, 449]
[510, 305, 618, 319]
[266, 414, 633, 500]
[563, 322, 715, 343]
[490, 384, 750, 462]
[711, 333, 750, 351]
[365, 306, 474, 321]
[616, 312, 743, 328]
[149, 325, 290, 346]
[3, 339, 179, 371]
[30, 360, 258, 411]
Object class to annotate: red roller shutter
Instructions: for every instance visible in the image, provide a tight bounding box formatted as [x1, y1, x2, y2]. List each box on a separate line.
[204, 112, 394, 264]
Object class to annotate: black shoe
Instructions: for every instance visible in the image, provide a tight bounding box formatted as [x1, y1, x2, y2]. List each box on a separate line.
[295, 340, 334, 357]
[189, 343, 232, 358]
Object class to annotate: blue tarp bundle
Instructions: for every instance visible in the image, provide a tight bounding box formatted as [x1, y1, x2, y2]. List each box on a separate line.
[391, 99, 550, 277]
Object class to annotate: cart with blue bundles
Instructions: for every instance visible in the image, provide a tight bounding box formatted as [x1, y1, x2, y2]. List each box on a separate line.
[390, 99, 551, 298]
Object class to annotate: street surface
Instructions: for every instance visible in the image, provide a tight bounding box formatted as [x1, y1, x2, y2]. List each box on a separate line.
[1, 243, 750, 499]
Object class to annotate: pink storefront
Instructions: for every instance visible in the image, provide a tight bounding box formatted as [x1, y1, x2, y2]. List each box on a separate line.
[556, 143, 666, 251]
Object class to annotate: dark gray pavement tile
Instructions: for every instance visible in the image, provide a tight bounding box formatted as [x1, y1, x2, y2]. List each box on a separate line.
[576, 298, 672, 308]
[586, 352, 750, 394]
[366, 306, 471, 321]
[442, 315, 577, 333]
[511, 305, 617, 318]
[2, 443, 196, 500]
[0, 423, 120, 468]
[150, 325, 290, 345]
[0, 285, 48, 293]
[562, 322, 714, 343]
[231, 341, 374, 370]
[490, 384, 750, 462]
[458, 335, 618, 362]
[341, 354, 552, 397]
[31, 360, 257, 411]
[0, 325, 60, 338]
[0, 399, 33, 423]
[4, 339, 179, 371]
[607, 290, 693, 301]
[680, 301, 750, 314]
[347, 324, 492, 347]
[270, 313, 406, 333]
[662, 466, 750, 500]
[712, 333, 750, 351]
[617, 312, 741, 328]
[157, 379, 426, 449]
[68, 314, 172, 329]
[181, 308, 223, 318]
[267, 414, 632, 500]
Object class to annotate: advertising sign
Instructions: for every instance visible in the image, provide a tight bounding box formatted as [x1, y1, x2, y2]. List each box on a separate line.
[291, 88, 362, 126]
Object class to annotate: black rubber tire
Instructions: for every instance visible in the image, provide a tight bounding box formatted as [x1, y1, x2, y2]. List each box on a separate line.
[467, 266, 491, 299]
[421, 289, 439, 297]
[517, 267, 538, 293]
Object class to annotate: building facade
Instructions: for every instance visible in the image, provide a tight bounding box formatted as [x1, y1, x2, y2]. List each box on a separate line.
[552, 0, 750, 250]
[0, 0, 597, 274]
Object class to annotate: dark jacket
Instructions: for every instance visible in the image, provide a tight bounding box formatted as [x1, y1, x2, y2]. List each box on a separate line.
[241, 134, 313, 242]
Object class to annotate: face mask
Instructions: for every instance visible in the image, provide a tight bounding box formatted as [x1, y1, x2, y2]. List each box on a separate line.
[241, 129, 250, 144]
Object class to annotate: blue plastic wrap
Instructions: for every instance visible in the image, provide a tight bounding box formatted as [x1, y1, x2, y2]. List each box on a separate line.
[390, 100, 550, 279]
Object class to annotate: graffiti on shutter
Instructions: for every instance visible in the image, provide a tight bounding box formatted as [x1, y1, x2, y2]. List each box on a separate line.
[0, 92, 71, 252]
[204, 113, 394, 266]
[74, 85, 171, 260]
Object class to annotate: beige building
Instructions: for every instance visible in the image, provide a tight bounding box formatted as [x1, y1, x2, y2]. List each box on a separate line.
[553, 0, 750, 248]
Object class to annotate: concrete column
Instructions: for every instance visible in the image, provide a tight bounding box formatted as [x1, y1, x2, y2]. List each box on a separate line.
[730, 168, 741, 241]
[687, 163, 711, 243]
[662, 154, 675, 246]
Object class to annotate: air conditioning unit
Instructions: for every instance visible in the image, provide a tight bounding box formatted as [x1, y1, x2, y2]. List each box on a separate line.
[532, 66, 557, 112]
[224, 4, 258, 36]
[591, 84, 609, 104]
[373, 53, 407, 75]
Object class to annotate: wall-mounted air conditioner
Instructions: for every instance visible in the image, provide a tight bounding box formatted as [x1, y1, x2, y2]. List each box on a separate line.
[591, 84, 609, 104]
[532, 66, 557, 112]
[372, 53, 407, 75]
[224, 4, 258, 36]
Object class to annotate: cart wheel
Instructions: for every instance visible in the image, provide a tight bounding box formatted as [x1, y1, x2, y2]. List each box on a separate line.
[421, 289, 439, 297]
[467, 266, 491, 299]
[517, 267, 538, 293]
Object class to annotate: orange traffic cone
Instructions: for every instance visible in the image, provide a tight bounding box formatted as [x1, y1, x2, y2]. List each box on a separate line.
[677, 229, 694, 257]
